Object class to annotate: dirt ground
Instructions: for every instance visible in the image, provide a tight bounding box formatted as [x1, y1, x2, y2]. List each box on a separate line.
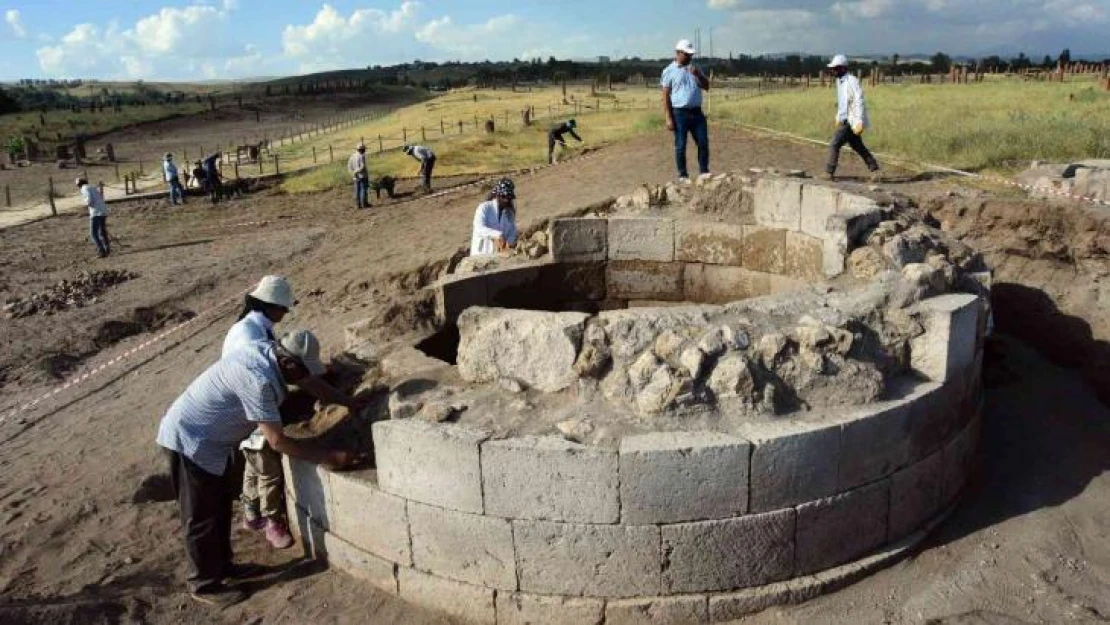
[1, 127, 1109, 624]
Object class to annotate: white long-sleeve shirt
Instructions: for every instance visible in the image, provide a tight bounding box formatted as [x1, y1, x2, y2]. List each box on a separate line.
[79, 184, 107, 217]
[470, 200, 518, 256]
[163, 159, 178, 182]
[835, 74, 870, 130]
[347, 152, 367, 179]
[409, 145, 435, 160]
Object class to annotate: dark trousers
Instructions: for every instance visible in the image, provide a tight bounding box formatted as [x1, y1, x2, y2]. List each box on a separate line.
[89, 216, 110, 256]
[827, 121, 879, 175]
[354, 177, 369, 208]
[168, 178, 186, 204]
[673, 107, 710, 178]
[164, 448, 242, 592]
[420, 156, 436, 190]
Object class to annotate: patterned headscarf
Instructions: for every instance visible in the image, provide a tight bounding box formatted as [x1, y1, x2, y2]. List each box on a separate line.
[493, 178, 515, 199]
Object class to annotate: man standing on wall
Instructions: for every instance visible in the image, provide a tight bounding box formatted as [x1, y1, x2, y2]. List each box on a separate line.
[825, 54, 881, 182]
[661, 39, 711, 184]
[348, 144, 370, 209]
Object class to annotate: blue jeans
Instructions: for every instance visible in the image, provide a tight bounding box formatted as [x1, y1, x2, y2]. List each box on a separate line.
[672, 107, 710, 178]
[354, 177, 369, 208]
[168, 178, 186, 204]
[90, 216, 109, 256]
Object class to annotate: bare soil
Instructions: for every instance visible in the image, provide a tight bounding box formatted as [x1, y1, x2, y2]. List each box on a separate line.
[1, 126, 1108, 624]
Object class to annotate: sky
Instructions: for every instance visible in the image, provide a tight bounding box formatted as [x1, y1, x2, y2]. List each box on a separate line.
[1, 0, 1107, 82]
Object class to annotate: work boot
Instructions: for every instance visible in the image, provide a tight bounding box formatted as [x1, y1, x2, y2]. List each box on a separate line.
[264, 518, 294, 549]
[190, 583, 247, 609]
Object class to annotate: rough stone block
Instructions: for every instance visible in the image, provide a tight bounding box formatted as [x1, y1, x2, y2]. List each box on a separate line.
[753, 177, 802, 230]
[911, 294, 982, 382]
[795, 480, 890, 575]
[329, 470, 411, 565]
[486, 264, 542, 308]
[322, 531, 398, 595]
[619, 432, 751, 524]
[709, 582, 793, 621]
[457, 307, 589, 392]
[609, 217, 675, 262]
[436, 273, 488, 325]
[550, 218, 607, 262]
[744, 421, 840, 513]
[483, 436, 618, 523]
[514, 520, 661, 597]
[838, 400, 912, 491]
[398, 567, 495, 624]
[675, 221, 745, 266]
[662, 509, 796, 593]
[373, 420, 488, 514]
[741, 226, 786, 274]
[782, 231, 825, 282]
[888, 451, 943, 541]
[538, 261, 606, 301]
[605, 596, 709, 625]
[495, 593, 604, 625]
[800, 184, 841, 239]
[941, 415, 980, 505]
[606, 260, 685, 301]
[823, 203, 883, 277]
[283, 457, 331, 528]
[408, 501, 516, 590]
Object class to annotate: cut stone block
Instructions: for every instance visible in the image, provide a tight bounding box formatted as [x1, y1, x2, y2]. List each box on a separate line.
[837, 399, 912, 491]
[799, 184, 841, 239]
[495, 593, 604, 625]
[457, 307, 589, 392]
[514, 519, 661, 597]
[605, 596, 709, 625]
[538, 261, 607, 302]
[436, 273, 488, 325]
[398, 566, 495, 624]
[753, 177, 803, 230]
[709, 582, 793, 621]
[550, 218, 607, 262]
[408, 501, 516, 590]
[782, 231, 824, 282]
[911, 294, 982, 382]
[795, 479, 890, 575]
[942, 415, 980, 505]
[606, 260, 685, 301]
[609, 217, 675, 262]
[283, 457, 331, 528]
[683, 264, 803, 305]
[329, 470, 410, 565]
[675, 221, 745, 266]
[888, 451, 943, 540]
[373, 420, 488, 514]
[321, 531, 398, 595]
[619, 431, 751, 524]
[823, 203, 882, 277]
[906, 382, 956, 462]
[483, 436, 618, 523]
[741, 226, 786, 274]
[744, 421, 840, 513]
[486, 264, 542, 308]
[661, 510, 796, 593]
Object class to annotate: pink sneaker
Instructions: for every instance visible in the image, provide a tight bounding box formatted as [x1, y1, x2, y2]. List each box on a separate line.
[243, 516, 266, 531]
[264, 518, 294, 549]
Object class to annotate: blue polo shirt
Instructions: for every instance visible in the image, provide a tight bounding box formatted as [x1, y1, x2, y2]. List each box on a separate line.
[661, 61, 703, 109]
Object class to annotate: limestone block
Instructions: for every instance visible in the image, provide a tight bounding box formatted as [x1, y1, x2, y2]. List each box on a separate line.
[485, 264, 542, 308]
[910, 294, 982, 382]
[741, 227, 786, 274]
[606, 260, 685, 301]
[675, 221, 745, 266]
[483, 436, 619, 523]
[619, 432, 751, 524]
[941, 415, 980, 505]
[408, 501, 516, 590]
[753, 177, 802, 230]
[683, 264, 803, 304]
[609, 217, 676, 262]
[605, 596, 709, 625]
[436, 273, 488, 325]
[538, 261, 606, 302]
[283, 457, 331, 528]
[328, 470, 411, 565]
[823, 202, 883, 277]
[709, 582, 793, 621]
[744, 421, 840, 513]
[457, 307, 589, 392]
[398, 567, 496, 624]
[888, 451, 943, 540]
[782, 231, 825, 282]
[550, 218, 607, 262]
[513, 520, 661, 597]
[800, 184, 842, 239]
[321, 531, 398, 595]
[905, 382, 956, 462]
[837, 400, 912, 491]
[373, 419, 488, 513]
[795, 480, 890, 575]
[661, 509, 796, 592]
[495, 593, 604, 625]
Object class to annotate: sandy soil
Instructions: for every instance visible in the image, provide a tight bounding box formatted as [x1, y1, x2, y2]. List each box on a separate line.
[1, 127, 1108, 624]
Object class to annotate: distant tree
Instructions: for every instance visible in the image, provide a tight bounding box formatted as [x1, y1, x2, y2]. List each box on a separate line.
[0, 87, 18, 114]
[1042, 55, 1053, 69]
[930, 52, 951, 74]
[1058, 48, 1071, 65]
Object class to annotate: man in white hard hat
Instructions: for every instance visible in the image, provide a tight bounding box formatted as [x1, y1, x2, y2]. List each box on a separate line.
[661, 39, 711, 184]
[347, 143, 370, 209]
[76, 177, 110, 258]
[825, 54, 880, 182]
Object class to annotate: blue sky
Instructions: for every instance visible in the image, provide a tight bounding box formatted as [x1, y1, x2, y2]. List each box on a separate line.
[2, 1, 1107, 81]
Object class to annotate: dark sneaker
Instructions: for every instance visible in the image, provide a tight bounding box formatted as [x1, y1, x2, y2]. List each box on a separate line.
[224, 562, 266, 580]
[191, 583, 247, 609]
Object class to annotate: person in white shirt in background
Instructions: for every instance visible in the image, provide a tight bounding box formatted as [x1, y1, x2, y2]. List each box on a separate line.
[347, 143, 370, 209]
[77, 177, 110, 258]
[825, 54, 881, 182]
[163, 152, 186, 205]
[470, 178, 519, 256]
[403, 144, 437, 192]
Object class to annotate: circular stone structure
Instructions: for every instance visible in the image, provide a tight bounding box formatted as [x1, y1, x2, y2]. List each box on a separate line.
[284, 174, 989, 624]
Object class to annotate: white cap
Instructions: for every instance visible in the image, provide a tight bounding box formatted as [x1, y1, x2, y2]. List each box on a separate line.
[249, 275, 294, 310]
[675, 39, 696, 54]
[827, 54, 848, 68]
[279, 329, 326, 376]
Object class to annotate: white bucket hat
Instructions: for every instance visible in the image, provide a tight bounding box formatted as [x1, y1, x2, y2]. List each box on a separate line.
[249, 275, 294, 310]
[827, 54, 848, 68]
[279, 329, 326, 376]
[675, 39, 696, 55]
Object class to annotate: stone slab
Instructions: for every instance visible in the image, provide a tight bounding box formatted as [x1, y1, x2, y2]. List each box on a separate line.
[483, 436, 619, 523]
[322, 531, 398, 595]
[709, 582, 793, 622]
[795, 479, 890, 575]
[741, 226, 786, 274]
[619, 431, 751, 524]
[485, 265, 543, 309]
[675, 221, 745, 266]
[911, 294, 982, 382]
[283, 457, 331, 528]
[799, 184, 841, 239]
[436, 273, 488, 325]
[495, 592, 604, 625]
[373, 419, 488, 514]
[538, 261, 607, 302]
[942, 415, 980, 505]
[408, 501, 516, 590]
[329, 470, 411, 565]
[398, 566, 496, 624]
[837, 399, 912, 491]
[606, 260, 685, 301]
[605, 596, 709, 625]
[550, 218, 608, 262]
[514, 520, 661, 597]
[457, 307, 589, 392]
[782, 231, 825, 282]
[753, 177, 802, 230]
[906, 382, 957, 462]
[888, 451, 943, 540]
[683, 264, 803, 305]
[661, 509, 796, 593]
[744, 421, 840, 513]
[609, 217, 675, 262]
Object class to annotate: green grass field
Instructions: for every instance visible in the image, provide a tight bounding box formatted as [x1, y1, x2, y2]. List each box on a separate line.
[1, 102, 208, 150]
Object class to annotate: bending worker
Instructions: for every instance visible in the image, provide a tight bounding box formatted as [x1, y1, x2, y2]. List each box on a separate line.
[825, 54, 881, 182]
[547, 119, 581, 164]
[470, 178, 518, 256]
[402, 144, 437, 192]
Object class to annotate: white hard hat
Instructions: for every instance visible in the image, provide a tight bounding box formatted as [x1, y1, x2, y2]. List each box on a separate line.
[280, 329, 326, 376]
[675, 39, 696, 55]
[249, 275, 294, 310]
[827, 54, 848, 68]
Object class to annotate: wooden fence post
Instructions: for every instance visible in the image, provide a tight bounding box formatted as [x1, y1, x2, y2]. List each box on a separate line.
[114, 163, 120, 182]
[440, 119, 445, 134]
[402, 128, 407, 143]
[329, 145, 334, 163]
[312, 146, 317, 164]
[378, 134, 383, 153]
[48, 177, 57, 215]
[459, 120, 463, 134]
[4, 183, 10, 208]
[234, 162, 240, 180]
[258, 158, 263, 176]
[421, 126, 426, 142]
[274, 155, 280, 175]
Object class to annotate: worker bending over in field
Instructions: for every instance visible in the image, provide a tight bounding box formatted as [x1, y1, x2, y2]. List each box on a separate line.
[825, 54, 881, 182]
[471, 178, 518, 256]
[348, 144, 370, 209]
[202, 153, 222, 203]
[163, 153, 186, 205]
[547, 119, 581, 164]
[661, 39, 711, 184]
[77, 177, 110, 258]
[403, 144, 437, 192]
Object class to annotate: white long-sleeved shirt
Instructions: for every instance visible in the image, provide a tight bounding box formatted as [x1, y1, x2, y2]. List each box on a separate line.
[79, 184, 107, 218]
[163, 159, 178, 182]
[470, 200, 518, 256]
[836, 74, 870, 130]
[347, 152, 367, 179]
[222, 311, 275, 358]
[409, 145, 435, 160]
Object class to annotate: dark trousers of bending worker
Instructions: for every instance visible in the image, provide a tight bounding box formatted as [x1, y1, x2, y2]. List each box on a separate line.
[826, 121, 879, 176]
[420, 155, 436, 191]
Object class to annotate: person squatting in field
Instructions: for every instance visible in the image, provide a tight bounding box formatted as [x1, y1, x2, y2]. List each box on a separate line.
[825, 54, 881, 182]
[661, 39, 711, 184]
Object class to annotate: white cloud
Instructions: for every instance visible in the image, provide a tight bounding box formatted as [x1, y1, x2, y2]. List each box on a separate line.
[281, 2, 421, 70]
[415, 14, 522, 59]
[831, 0, 894, 20]
[5, 9, 25, 38]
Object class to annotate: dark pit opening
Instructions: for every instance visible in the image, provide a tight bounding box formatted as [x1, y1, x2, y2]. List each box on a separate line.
[416, 324, 460, 365]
